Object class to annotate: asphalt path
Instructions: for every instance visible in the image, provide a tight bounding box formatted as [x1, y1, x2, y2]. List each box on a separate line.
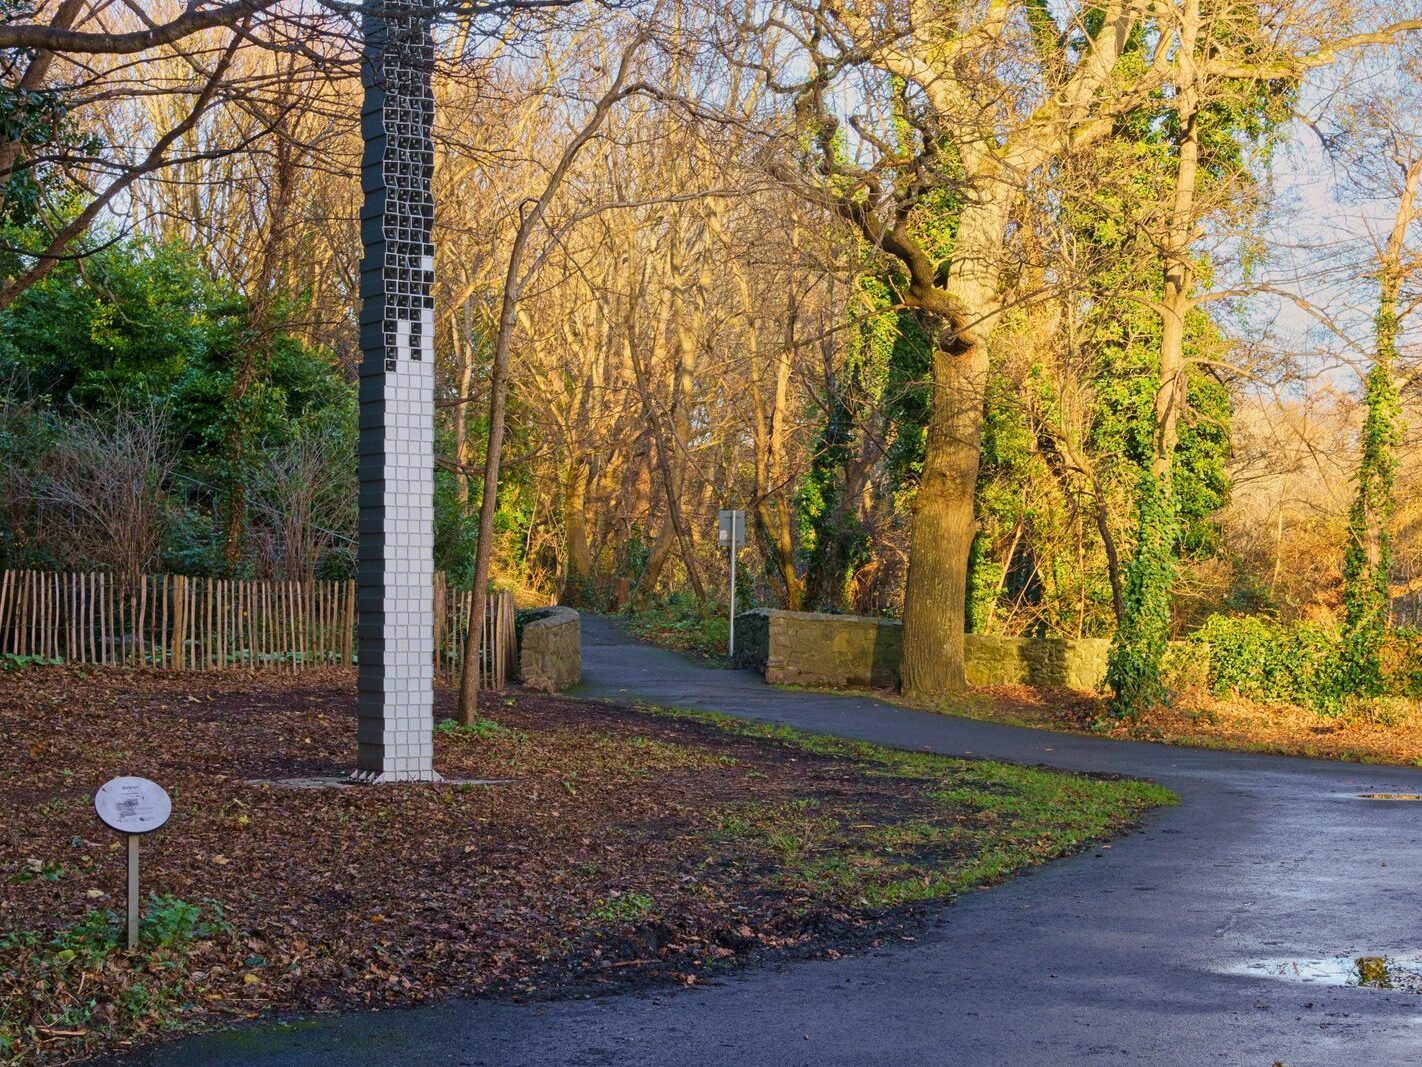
[128, 615, 1422, 1066]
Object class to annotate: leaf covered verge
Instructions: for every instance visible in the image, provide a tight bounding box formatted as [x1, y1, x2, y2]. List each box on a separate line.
[1, 667, 1169, 1064]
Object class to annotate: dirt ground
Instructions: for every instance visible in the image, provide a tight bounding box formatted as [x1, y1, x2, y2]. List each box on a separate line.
[0, 667, 1166, 1065]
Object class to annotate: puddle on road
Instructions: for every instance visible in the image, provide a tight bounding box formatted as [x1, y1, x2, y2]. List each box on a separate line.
[1230, 953, 1422, 992]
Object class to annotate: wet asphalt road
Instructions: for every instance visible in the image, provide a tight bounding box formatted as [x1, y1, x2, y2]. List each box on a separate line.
[128, 615, 1422, 1066]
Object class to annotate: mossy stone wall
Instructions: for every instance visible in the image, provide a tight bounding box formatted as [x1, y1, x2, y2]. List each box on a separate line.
[963, 634, 1109, 691]
[734, 609, 1111, 692]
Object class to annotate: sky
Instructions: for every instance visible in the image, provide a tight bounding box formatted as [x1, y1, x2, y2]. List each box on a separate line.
[1246, 52, 1421, 389]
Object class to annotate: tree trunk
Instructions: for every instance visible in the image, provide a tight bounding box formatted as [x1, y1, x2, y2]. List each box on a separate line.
[626, 262, 706, 605]
[1153, 0, 1205, 483]
[1339, 150, 1420, 691]
[663, 258, 708, 600]
[804, 375, 881, 613]
[749, 326, 805, 610]
[1106, 6, 1201, 717]
[898, 196, 1006, 702]
[632, 511, 676, 608]
[1091, 477, 1125, 625]
[560, 456, 592, 603]
[899, 336, 989, 700]
[453, 297, 477, 506]
[1152, 152, 1197, 478]
[1042, 429, 1125, 626]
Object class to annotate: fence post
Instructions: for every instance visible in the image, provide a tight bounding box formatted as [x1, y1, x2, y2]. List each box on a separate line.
[39, 571, 49, 660]
[216, 579, 225, 670]
[31, 570, 40, 659]
[505, 591, 515, 684]
[298, 581, 307, 672]
[137, 576, 147, 666]
[243, 580, 250, 669]
[172, 576, 186, 670]
[259, 580, 268, 669]
[7, 570, 18, 656]
[106, 572, 115, 666]
[0, 570, 11, 660]
[285, 582, 295, 674]
[14, 571, 25, 656]
[97, 572, 106, 665]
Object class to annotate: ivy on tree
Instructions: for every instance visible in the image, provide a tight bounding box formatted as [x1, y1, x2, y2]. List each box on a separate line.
[1340, 310, 1403, 697]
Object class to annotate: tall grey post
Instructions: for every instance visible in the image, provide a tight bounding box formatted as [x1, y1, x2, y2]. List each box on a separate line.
[352, 0, 439, 783]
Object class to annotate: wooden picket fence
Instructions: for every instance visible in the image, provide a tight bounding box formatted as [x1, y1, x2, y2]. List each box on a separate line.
[435, 573, 517, 690]
[0, 569, 515, 688]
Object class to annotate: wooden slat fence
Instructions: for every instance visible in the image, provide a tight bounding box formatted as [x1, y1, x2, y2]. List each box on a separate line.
[0, 570, 515, 689]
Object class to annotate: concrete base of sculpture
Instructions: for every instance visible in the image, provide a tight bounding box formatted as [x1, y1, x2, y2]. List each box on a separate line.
[248, 774, 511, 790]
[345, 767, 443, 785]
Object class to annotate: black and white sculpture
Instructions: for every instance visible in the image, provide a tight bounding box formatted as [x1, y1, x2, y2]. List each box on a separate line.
[352, 0, 439, 782]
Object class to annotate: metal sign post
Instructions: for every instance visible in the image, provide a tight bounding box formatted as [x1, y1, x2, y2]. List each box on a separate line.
[94, 776, 172, 949]
[126, 834, 140, 948]
[717, 510, 745, 661]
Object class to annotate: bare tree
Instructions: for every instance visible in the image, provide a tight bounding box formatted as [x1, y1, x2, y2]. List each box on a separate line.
[37, 404, 177, 580]
[456, 31, 649, 723]
[253, 427, 358, 579]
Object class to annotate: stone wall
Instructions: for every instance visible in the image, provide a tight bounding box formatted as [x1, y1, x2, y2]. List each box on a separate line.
[963, 634, 1109, 691]
[519, 607, 581, 692]
[734, 609, 902, 689]
[735, 609, 1111, 692]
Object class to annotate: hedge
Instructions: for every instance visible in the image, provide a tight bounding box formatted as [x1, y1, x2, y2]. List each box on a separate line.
[1190, 616, 1422, 713]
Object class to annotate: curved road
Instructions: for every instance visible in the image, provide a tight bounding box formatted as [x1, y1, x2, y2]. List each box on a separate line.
[134, 616, 1422, 1066]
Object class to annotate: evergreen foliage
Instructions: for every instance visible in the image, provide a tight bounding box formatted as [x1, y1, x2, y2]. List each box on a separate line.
[795, 274, 894, 609]
[1194, 614, 1344, 712]
[1339, 325, 1402, 697]
[1106, 471, 1178, 717]
[1088, 37, 1287, 713]
[0, 237, 353, 576]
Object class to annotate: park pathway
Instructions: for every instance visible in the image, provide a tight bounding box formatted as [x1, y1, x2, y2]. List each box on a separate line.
[132, 615, 1422, 1066]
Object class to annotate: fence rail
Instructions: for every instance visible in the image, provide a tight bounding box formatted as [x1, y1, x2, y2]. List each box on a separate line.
[0, 570, 515, 688]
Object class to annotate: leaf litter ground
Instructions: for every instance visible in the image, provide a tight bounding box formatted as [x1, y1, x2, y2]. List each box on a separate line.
[0, 667, 1171, 1064]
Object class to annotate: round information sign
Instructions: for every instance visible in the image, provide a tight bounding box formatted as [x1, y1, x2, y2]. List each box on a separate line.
[94, 776, 171, 834]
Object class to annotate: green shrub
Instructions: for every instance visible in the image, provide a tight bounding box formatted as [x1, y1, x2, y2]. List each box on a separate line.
[620, 592, 729, 662]
[434, 716, 525, 741]
[1193, 614, 1346, 713]
[587, 892, 654, 924]
[0, 653, 61, 671]
[1192, 616, 1422, 713]
[1159, 641, 1210, 692]
[1382, 628, 1422, 699]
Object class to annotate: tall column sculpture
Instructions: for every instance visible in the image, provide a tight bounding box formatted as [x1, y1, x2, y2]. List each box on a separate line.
[352, 0, 439, 782]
